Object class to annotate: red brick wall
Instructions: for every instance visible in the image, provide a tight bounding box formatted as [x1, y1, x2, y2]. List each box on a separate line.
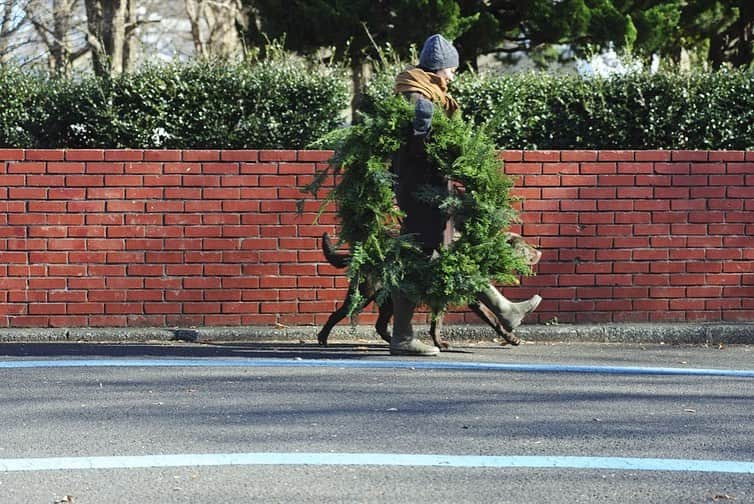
[1, 148, 752, 328]
[503, 150, 754, 324]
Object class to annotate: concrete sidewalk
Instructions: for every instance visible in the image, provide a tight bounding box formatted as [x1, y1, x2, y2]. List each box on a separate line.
[0, 322, 752, 345]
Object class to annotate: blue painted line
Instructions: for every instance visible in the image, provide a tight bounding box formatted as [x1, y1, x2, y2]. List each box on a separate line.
[0, 453, 752, 474]
[1, 358, 754, 378]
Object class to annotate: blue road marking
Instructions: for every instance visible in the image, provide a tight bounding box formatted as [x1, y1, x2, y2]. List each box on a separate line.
[0, 453, 752, 474]
[1, 358, 754, 378]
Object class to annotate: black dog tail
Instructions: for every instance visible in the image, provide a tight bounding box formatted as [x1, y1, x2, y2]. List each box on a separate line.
[322, 233, 351, 269]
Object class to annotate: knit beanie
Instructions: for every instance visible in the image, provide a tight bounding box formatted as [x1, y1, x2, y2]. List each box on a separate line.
[418, 34, 459, 71]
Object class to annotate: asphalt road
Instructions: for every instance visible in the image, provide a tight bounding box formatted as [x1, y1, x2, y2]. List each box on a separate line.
[0, 341, 752, 503]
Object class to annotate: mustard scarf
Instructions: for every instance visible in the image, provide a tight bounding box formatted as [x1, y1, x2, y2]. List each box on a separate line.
[394, 68, 459, 117]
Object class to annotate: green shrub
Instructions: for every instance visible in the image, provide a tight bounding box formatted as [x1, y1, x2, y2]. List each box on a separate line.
[4, 59, 754, 150]
[106, 60, 350, 149]
[0, 58, 349, 149]
[451, 68, 754, 150]
[22, 74, 116, 148]
[365, 66, 754, 150]
[0, 66, 44, 147]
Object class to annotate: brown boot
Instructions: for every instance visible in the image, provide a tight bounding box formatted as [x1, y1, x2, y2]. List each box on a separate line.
[389, 290, 439, 356]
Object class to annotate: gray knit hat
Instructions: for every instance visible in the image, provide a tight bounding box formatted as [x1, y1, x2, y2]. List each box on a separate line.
[419, 34, 459, 71]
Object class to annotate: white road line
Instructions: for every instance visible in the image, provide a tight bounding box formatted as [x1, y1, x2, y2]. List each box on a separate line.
[1, 358, 754, 377]
[1, 453, 752, 474]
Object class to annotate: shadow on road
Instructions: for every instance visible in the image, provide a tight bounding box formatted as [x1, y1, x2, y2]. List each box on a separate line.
[0, 342, 386, 360]
[0, 341, 475, 360]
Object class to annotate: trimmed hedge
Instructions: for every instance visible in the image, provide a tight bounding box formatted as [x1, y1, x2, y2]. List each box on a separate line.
[367, 67, 754, 150]
[452, 69, 754, 150]
[0, 66, 39, 147]
[3, 61, 754, 150]
[0, 59, 349, 149]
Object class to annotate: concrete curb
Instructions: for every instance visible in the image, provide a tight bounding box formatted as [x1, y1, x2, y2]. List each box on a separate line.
[0, 323, 752, 345]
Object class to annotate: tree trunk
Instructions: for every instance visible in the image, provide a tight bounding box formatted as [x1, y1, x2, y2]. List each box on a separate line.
[123, 0, 136, 72]
[456, 40, 478, 72]
[733, 19, 753, 68]
[350, 57, 371, 122]
[84, 0, 128, 77]
[84, 0, 106, 76]
[708, 32, 724, 69]
[51, 0, 73, 74]
[185, 0, 206, 57]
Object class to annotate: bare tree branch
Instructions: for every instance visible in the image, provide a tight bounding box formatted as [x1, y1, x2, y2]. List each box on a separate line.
[19, 0, 90, 74]
[1, 0, 31, 61]
[125, 17, 161, 36]
[184, 0, 243, 59]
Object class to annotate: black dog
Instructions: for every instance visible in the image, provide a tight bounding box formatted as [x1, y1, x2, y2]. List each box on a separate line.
[317, 233, 538, 349]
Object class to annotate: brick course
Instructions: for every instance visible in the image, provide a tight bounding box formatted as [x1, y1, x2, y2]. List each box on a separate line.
[1, 149, 752, 328]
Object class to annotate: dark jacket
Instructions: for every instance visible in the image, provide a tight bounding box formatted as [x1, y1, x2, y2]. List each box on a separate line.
[392, 92, 450, 253]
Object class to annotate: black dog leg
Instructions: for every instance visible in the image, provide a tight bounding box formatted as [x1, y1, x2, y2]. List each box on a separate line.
[317, 303, 352, 346]
[375, 297, 393, 343]
[318, 284, 379, 346]
[429, 312, 450, 350]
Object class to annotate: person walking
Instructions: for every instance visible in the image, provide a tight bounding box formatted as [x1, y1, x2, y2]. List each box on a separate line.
[390, 34, 540, 356]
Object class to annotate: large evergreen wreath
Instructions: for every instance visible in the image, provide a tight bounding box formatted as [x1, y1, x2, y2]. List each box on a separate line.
[306, 94, 532, 317]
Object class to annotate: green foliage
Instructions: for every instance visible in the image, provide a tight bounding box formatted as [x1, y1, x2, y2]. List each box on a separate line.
[5, 55, 754, 150]
[344, 62, 754, 150]
[447, 68, 754, 150]
[455, 0, 664, 69]
[677, 1, 754, 69]
[245, 0, 475, 61]
[307, 94, 530, 315]
[0, 58, 349, 149]
[0, 66, 44, 147]
[247, 0, 662, 72]
[22, 73, 117, 148]
[633, 1, 684, 56]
